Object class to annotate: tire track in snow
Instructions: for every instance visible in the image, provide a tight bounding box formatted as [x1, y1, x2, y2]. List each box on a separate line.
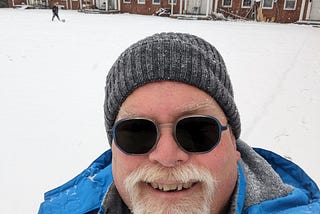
[243, 34, 308, 139]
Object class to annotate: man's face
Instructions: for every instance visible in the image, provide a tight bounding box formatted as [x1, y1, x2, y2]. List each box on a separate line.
[111, 81, 241, 214]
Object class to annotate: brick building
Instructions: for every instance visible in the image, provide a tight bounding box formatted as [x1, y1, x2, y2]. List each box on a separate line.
[7, 0, 320, 23]
[7, 0, 83, 9]
[215, 0, 320, 23]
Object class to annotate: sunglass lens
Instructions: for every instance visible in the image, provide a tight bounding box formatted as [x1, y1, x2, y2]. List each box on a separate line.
[176, 117, 220, 153]
[115, 119, 157, 154]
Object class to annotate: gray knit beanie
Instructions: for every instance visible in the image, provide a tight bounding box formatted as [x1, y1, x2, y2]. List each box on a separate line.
[104, 32, 241, 140]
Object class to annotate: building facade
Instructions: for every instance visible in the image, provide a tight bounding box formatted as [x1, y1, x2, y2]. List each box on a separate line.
[7, 0, 320, 22]
[216, 0, 320, 23]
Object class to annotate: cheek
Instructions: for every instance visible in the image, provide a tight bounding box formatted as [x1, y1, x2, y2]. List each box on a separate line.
[112, 144, 145, 189]
[197, 138, 239, 183]
[198, 139, 239, 211]
[113, 152, 132, 183]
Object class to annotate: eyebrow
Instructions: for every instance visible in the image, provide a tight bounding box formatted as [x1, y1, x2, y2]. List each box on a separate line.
[176, 101, 220, 114]
[117, 108, 137, 118]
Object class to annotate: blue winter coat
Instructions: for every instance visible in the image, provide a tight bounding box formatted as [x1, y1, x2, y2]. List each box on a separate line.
[38, 146, 320, 213]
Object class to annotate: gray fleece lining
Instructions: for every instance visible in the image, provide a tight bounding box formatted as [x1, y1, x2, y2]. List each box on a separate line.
[102, 183, 131, 214]
[236, 139, 294, 209]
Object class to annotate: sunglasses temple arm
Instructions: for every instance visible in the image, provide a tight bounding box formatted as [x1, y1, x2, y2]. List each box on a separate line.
[222, 125, 229, 131]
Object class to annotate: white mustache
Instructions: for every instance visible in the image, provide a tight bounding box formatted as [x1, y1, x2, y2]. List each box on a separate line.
[124, 163, 215, 192]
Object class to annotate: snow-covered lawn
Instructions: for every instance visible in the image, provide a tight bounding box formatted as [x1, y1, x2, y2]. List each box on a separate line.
[0, 8, 319, 213]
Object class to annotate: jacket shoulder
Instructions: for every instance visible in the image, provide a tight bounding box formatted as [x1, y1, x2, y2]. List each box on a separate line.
[248, 148, 320, 213]
[38, 150, 113, 214]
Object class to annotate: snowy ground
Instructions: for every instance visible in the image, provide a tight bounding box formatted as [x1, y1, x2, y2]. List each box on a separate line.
[0, 8, 319, 213]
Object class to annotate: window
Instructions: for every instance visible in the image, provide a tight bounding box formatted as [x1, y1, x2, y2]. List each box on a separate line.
[169, 0, 176, 4]
[284, 0, 296, 10]
[153, 0, 160, 4]
[123, 0, 130, 3]
[138, 0, 145, 3]
[222, 0, 232, 7]
[242, 0, 251, 8]
[262, 0, 273, 8]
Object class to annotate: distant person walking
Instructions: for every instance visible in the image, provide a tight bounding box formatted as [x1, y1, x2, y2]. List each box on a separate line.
[52, 3, 60, 21]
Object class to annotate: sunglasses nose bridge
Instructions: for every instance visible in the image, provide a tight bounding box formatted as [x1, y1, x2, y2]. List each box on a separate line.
[157, 123, 175, 141]
[158, 123, 174, 129]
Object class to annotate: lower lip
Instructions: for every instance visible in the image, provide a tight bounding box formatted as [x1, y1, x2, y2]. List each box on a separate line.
[144, 182, 200, 199]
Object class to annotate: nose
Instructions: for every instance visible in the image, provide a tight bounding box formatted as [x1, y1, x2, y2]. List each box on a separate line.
[148, 126, 189, 167]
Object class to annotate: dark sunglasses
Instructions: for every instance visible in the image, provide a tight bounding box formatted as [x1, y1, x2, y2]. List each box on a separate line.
[107, 115, 228, 155]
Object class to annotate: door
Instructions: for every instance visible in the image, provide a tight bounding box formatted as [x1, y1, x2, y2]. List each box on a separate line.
[185, 0, 210, 15]
[310, 0, 320, 20]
